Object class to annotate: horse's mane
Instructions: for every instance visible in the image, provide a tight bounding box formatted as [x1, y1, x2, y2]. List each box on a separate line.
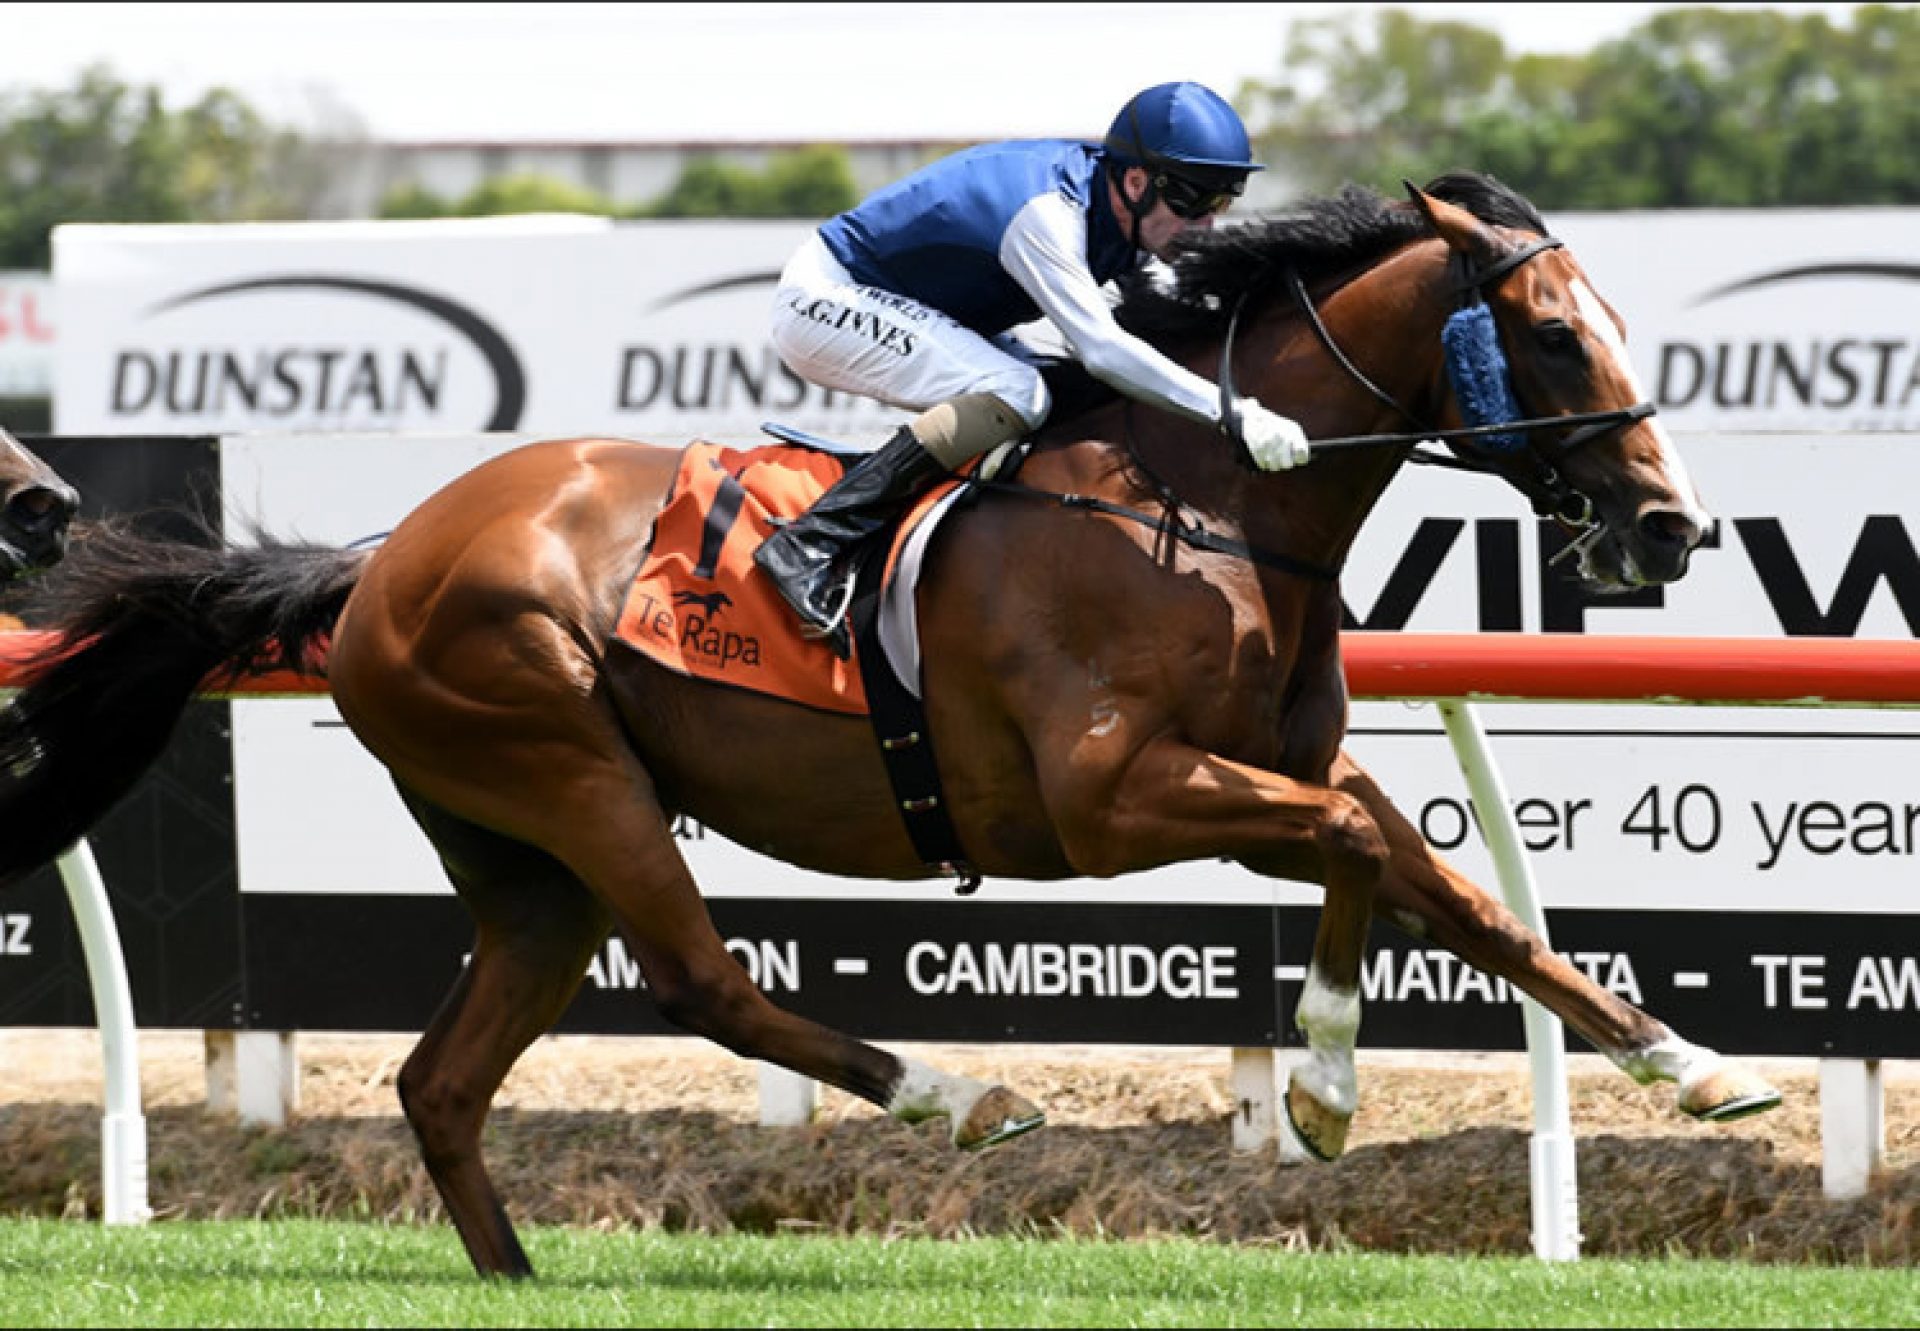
[1113, 171, 1548, 349]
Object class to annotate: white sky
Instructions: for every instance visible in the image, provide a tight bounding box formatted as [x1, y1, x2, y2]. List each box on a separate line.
[2, 1, 1881, 143]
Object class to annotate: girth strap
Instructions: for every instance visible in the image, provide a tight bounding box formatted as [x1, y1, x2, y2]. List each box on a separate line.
[845, 534, 982, 895]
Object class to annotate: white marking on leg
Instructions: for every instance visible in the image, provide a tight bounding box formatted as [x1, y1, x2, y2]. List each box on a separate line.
[1291, 964, 1360, 1116]
[887, 1058, 988, 1125]
[1614, 1031, 1724, 1089]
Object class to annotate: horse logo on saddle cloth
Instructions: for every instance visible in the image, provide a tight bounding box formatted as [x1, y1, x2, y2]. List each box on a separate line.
[615, 428, 1008, 890]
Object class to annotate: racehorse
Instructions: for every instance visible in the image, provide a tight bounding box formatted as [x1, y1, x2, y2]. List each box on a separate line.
[0, 426, 77, 583]
[0, 174, 1781, 1278]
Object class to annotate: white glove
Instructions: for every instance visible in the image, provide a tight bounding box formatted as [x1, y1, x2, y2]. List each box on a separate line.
[1239, 404, 1311, 471]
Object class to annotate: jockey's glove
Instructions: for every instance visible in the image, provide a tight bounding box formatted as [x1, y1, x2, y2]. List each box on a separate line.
[1240, 404, 1312, 471]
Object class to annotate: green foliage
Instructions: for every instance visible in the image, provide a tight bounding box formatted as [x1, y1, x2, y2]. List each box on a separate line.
[377, 172, 615, 220]
[373, 182, 452, 220]
[376, 146, 857, 222]
[1242, 3, 1920, 209]
[636, 144, 858, 219]
[0, 64, 323, 266]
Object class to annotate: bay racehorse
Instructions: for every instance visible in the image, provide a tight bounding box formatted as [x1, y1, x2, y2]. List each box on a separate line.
[0, 427, 77, 584]
[0, 174, 1780, 1277]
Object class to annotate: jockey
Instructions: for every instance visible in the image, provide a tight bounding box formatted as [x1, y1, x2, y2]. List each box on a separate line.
[755, 80, 1312, 656]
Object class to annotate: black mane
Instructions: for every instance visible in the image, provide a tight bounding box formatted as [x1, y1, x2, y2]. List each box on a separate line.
[1113, 171, 1548, 348]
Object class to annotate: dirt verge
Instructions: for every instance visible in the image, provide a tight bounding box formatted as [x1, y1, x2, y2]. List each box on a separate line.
[2, 1031, 1914, 1263]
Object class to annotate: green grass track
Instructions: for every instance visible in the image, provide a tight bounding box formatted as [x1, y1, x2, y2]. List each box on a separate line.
[0, 1218, 1911, 1327]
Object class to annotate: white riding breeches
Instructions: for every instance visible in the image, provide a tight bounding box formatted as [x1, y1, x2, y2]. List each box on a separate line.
[769, 233, 1052, 432]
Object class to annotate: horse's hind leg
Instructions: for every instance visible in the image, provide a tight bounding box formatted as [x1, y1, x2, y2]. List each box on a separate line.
[391, 788, 614, 1279]
[540, 753, 1042, 1151]
[369, 671, 1042, 1155]
[1331, 750, 1780, 1120]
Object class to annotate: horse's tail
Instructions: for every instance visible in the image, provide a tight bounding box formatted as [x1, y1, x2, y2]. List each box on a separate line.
[0, 518, 369, 887]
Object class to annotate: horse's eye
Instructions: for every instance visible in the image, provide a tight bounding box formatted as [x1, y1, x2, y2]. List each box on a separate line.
[1535, 320, 1582, 357]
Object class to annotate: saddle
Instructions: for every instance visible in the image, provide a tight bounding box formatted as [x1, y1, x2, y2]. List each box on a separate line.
[614, 433, 1033, 892]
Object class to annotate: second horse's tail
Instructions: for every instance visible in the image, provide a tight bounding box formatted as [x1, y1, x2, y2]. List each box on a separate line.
[0, 519, 368, 887]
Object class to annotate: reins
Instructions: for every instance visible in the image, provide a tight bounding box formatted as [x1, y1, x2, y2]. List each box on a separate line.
[971, 436, 1341, 583]
[963, 225, 1655, 582]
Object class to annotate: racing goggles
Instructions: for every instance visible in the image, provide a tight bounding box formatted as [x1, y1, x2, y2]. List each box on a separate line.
[1155, 172, 1243, 220]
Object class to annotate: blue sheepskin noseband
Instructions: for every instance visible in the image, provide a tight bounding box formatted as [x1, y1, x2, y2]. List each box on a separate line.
[1441, 303, 1526, 453]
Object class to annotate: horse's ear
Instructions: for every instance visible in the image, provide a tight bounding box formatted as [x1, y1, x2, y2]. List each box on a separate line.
[1403, 180, 1441, 230]
[1404, 180, 1502, 269]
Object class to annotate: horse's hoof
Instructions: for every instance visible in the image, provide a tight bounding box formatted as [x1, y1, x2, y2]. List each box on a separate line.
[954, 1085, 1045, 1151]
[1680, 1064, 1783, 1122]
[1283, 1080, 1350, 1162]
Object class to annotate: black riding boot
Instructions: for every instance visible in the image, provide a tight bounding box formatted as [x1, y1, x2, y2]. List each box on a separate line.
[753, 425, 948, 658]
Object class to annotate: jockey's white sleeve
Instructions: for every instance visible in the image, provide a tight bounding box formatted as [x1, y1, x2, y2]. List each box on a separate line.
[997, 192, 1224, 427]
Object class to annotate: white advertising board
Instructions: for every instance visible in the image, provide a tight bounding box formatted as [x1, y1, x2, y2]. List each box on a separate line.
[1551, 208, 1920, 435]
[0, 272, 54, 397]
[223, 431, 1920, 917]
[53, 215, 903, 447]
[55, 204, 1920, 443]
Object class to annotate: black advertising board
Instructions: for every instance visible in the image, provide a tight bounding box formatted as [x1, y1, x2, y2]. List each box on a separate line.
[0, 437, 243, 1029]
[235, 894, 1920, 1059]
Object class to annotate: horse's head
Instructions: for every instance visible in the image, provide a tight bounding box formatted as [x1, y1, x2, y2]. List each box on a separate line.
[1406, 180, 1709, 589]
[0, 428, 79, 581]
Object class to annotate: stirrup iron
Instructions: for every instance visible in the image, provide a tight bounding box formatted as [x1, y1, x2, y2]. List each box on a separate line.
[799, 565, 858, 641]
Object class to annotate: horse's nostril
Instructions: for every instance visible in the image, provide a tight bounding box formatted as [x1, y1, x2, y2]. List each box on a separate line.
[10, 484, 77, 529]
[1638, 507, 1701, 550]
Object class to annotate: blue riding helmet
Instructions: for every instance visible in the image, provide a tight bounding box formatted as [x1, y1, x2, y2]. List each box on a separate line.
[1103, 81, 1265, 192]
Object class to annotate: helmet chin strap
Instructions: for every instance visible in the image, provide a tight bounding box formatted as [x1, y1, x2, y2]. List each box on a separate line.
[1113, 162, 1158, 265]
[1116, 102, 1163, 262]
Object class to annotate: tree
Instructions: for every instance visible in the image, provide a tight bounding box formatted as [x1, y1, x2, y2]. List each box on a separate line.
[375, 182, 455, 220]
[0, 65, 339, 266]
[1245, 7, 1514, 191]
[378, 145, 859, 222]
[378, 174, 620, 221]
[636, 145, 857, 219]
[1239, 4, 1920, 209]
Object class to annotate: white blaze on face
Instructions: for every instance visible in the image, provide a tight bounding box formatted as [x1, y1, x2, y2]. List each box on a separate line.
[1569, 278, 1711, 531]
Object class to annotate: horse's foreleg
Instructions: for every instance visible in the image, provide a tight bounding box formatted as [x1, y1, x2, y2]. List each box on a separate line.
[1042, 735, 1389, 1159]
[1330, 749, 1780, 1121]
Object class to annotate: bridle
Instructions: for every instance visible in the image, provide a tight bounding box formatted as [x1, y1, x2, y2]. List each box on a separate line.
[1218, 233, 1657, 547]
[962, 229, 1657, 586]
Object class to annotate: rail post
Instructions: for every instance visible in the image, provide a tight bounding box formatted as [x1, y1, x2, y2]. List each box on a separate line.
[1438, 700, 1581, 1262]
[54, 839, 150, 1226]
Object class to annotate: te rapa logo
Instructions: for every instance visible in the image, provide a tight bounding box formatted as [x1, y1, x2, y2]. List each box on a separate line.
[629, 589, 763, 669]
[673, 589, 734, 617]
[105, 275, 527, 432]
[676, 591, 761, 669]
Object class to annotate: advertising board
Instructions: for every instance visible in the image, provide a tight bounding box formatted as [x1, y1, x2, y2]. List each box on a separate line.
[53, 205, 1920, 442]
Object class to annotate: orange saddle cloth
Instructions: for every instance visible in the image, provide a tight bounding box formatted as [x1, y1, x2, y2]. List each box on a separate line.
[614, 440, 948, 716]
